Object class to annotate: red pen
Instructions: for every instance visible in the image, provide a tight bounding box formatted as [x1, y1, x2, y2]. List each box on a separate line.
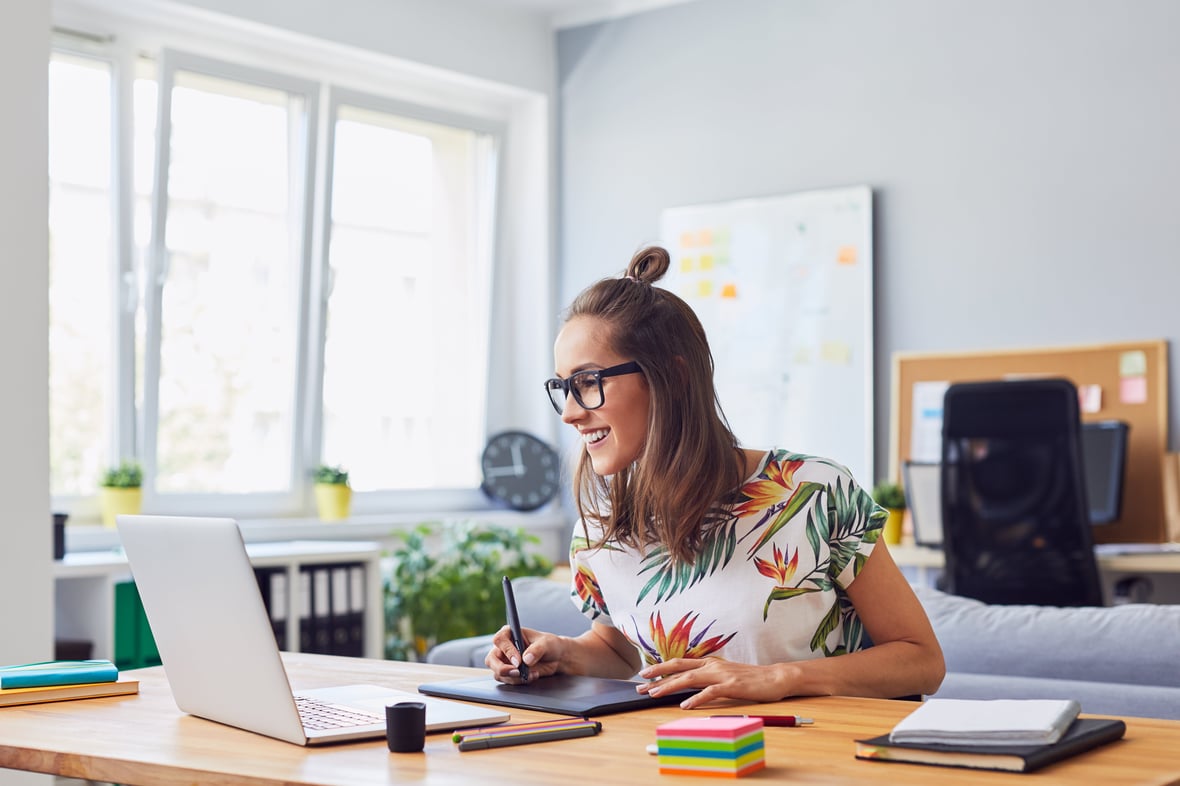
[711, 714, 814, 727]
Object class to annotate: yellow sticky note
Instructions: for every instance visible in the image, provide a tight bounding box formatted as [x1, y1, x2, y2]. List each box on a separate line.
[837, 245, 858, 265]
[700, 254, 714, 270]
[720, 282, 738, 299]
[1119, 350, 1147, 377]
[680, 256, 695, 273]
[696, 280, 714, 298]
[1119, 376, 1148, 404]
[821, 341, 852, 365]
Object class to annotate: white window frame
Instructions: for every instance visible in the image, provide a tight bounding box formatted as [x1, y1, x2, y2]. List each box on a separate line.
[141, 49, 320, 516]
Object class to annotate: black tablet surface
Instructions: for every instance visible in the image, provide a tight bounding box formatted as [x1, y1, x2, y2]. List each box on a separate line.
[418, 674, 695, 716]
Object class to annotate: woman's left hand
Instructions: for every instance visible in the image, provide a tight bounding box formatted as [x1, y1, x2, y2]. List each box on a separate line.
[636, 658, 787, 710]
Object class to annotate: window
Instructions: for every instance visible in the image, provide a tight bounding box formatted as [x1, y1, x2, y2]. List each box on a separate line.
[46, 17, 524, 519]
[318, 94, 496, 496]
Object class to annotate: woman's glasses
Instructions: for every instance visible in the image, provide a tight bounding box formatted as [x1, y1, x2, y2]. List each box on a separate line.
[544, 361, 642, 414]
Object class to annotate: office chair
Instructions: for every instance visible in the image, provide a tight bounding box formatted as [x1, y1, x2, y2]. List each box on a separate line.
[939, 378, 1104, 607]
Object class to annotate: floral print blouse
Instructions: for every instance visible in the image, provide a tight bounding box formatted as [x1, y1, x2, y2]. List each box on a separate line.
[568, 449, 886, 667]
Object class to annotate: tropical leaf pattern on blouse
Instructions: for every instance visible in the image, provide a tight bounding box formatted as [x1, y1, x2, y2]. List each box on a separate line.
[569, 534, 613, 618]
[636, 520, 738, 604]
[632, 610, 738, 667]
[570, 449, 883, 665]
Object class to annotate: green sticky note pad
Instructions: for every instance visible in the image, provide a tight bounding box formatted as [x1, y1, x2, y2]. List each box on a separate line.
[1119, 350, 1147, 377]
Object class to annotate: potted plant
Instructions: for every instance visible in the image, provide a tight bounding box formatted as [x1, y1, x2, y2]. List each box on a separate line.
[384, 520, 553, 661]
[313, 464, 351, 521]
[99, 460, 143, 528]
[871, 480, 906, 545]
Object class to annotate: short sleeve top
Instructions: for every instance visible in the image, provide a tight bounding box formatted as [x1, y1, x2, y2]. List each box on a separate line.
[568, 449, 886, 667]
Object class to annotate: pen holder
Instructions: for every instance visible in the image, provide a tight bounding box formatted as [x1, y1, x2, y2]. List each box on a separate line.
[386, 701, 426, 753]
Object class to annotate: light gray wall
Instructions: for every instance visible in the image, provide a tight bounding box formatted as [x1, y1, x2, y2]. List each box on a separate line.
[1, 0, 52, 668]
[557, 0, 1180, 483]
[172, 0, 555, 95]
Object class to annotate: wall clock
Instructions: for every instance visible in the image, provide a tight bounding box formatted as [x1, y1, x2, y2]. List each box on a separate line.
[480, 430, 560, 511]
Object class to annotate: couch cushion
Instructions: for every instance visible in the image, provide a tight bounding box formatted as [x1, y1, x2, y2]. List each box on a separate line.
[933, 672, 1180, 721]
[913, 585, 1180, 688]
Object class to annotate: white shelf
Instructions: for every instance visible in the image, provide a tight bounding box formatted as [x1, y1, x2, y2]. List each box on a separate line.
[53, 540, 386, 661]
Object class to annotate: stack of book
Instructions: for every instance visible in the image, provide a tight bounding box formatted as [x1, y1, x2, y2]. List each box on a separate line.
[0, 659, 139, 708]
[855, 698, 1126, 773]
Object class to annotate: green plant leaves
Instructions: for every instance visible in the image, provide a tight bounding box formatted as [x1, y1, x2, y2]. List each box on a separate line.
[383, 520, 553, 661]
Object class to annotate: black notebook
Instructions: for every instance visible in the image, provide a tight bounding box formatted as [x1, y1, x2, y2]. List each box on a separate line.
[854, 717, 1126, 773]
[418, 674, 694, 716]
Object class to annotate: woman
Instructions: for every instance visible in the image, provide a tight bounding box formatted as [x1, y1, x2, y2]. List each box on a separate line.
[486, 245, 945, 709]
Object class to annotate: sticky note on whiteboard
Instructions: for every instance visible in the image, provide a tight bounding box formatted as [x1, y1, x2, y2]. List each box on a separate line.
[837, 245, 858, 265]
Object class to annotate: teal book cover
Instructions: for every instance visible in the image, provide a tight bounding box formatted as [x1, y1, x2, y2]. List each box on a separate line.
[0, 659, 118, 689]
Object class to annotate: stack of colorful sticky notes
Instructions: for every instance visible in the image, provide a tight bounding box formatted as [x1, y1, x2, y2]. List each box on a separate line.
[655, 716, 766, 777]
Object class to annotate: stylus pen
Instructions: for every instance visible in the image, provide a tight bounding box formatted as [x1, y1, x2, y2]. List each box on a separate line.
[711, 714, 814, 727]
[502, 575, 529, 681]
[457, 722, 601, 751]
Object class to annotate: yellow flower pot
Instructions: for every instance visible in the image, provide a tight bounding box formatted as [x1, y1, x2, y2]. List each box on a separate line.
[314, 483, 352, 521]
[882, 507, 904, 545]
[99, 487, 142, 529]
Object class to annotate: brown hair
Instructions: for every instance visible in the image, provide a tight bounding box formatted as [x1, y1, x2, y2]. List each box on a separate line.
[565, 245, 744, 564]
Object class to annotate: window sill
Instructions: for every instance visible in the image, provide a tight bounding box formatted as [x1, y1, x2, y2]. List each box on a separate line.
[62, 506, 571, 555]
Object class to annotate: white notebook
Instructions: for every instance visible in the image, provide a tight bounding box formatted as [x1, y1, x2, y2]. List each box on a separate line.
[890, 699, 1082, 746]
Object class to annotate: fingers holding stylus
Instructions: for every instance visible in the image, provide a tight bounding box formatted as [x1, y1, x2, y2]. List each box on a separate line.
[487, 625, 559, 683]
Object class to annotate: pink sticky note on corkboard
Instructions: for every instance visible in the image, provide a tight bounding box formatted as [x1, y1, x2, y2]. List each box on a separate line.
[1120, 376, 1148, 405]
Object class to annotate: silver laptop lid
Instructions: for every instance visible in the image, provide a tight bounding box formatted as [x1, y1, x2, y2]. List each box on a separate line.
[117, 515, 308, 744]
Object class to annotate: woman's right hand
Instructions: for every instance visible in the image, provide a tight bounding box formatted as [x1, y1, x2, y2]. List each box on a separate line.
[485, 625, 566, 683]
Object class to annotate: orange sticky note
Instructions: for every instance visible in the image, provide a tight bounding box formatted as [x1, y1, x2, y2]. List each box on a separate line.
[697, 229, 713, 247]
[837, 245, 858, 265]
[720, 282, 738, 298]
[679, 232, 696, 249]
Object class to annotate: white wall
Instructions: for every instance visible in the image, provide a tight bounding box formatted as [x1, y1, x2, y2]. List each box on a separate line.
[0, 0, 53, 667]
[556, 0, 1180, 481]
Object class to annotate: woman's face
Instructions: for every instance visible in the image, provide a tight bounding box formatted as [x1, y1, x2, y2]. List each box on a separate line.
[553, 316, 651, 476]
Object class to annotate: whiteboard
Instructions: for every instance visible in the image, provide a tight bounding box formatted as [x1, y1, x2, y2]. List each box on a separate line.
[659, 186, 874, 486]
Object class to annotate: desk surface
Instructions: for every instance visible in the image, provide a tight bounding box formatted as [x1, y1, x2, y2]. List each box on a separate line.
[2, 654, 1180, 786]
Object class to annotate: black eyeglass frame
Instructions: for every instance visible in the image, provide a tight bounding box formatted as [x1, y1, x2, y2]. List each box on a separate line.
[544, 361, 643, 414]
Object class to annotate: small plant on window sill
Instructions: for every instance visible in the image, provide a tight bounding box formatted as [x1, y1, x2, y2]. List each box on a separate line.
[100, 460, 143, 489]
[384, 520, 553, 661]
[313, 464, 351, 521]
[313, 464, 350, 486]
[98, 460, 143, 528]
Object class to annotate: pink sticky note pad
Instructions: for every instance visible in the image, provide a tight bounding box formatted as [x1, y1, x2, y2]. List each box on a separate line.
[656, 717, 764, 739]
[1120, 376, 1148, 405]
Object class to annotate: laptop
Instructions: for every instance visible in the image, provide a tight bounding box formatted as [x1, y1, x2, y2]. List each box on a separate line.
[116, 515, 509, 745]
[419, 674, 696, 716]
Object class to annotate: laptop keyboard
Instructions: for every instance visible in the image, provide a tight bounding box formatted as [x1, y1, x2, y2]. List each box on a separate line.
[295, 695, 384, 731]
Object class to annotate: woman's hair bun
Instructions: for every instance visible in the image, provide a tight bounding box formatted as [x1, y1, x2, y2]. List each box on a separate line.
[625, 245, 671, 285]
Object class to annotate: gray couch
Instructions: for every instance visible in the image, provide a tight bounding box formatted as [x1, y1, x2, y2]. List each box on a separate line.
[427, 577, 1180, 721]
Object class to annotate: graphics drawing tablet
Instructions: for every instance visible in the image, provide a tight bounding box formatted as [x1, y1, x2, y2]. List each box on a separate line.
[418, 674, 695, 716]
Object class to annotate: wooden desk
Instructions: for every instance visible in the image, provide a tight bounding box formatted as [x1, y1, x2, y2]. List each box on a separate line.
[3, 655, 1180, 785]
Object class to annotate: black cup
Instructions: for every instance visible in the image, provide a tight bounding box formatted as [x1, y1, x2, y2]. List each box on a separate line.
[386, 701, 426, 753]
[53, 512, 68, 560]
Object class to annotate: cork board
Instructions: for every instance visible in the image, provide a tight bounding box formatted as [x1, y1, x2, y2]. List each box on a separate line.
[889, 340, 1170, 544]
